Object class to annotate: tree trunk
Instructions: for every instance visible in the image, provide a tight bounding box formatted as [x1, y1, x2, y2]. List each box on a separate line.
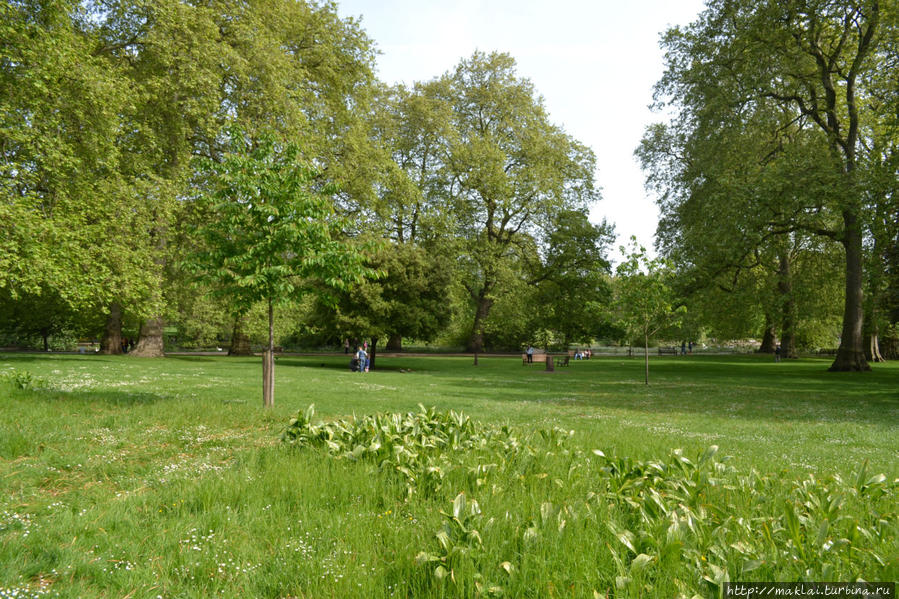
[881, 335, 898, 360]
[643, 333, 650, 385]
[99, 303, 123, 355]
[131, 317, 165, 357]
[829, 212, 871, 371]
[262, 299, 274, 408]
[866, 333, 885, 363]
[758, 314, 776, 353]
[468, 287, 494, 354]
[864, 286, 885, 363]
[778, 251, 797, 359]
[228, 316, 252, 356]
[386, 334, 402, 351]
[369, 337, 378, 370]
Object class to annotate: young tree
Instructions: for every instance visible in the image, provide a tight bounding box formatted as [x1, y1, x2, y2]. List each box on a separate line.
[189, 128, 370, 407]
[613, 240, 684, 385]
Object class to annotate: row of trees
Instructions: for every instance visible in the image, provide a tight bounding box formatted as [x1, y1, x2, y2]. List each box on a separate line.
[3, 0, 894, 386]
[639, 0, 899, 371]
[1, 1, 614, 373]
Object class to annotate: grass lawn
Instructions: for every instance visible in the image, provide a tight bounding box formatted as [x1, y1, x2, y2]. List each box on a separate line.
[1, 353, 897, 598]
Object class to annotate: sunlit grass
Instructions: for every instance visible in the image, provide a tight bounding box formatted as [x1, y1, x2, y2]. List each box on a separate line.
[0, 353, 896, 597]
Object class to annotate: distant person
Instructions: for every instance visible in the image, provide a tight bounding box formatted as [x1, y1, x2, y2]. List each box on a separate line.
[344, 339, 350, 354]
[774, 344, 782, 362]
[356, 346, 368, 373]
[681, 341, 686, 355]
[585, 348, 591, 359]
[526, 345, 534, 363]
[688, 341, 693, 354]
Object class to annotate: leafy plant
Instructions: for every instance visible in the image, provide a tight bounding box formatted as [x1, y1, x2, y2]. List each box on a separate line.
[282, 404, 558, 499]
[0, 369, 47, 391]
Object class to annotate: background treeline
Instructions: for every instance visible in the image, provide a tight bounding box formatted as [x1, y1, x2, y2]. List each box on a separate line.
[0, 0, 613, 356]
[1, 0, 897, 365]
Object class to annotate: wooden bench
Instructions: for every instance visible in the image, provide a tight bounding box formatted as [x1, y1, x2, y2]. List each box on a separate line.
[658, 346, 678, 355]
[522, 353, 548, 365]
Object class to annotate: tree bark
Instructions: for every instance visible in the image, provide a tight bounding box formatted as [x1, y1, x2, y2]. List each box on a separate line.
[829, 212, 871, 371]
[262, 350, 273, 408]
[880, 335, 898, 360]
[758, 314, 776, 353]
[864, 285, 885, 363]
[386, 334, 402, 351]
[643, 333, 650, 385]
[468, 287, 494, 354]
[866, 333, 885, 363]
[369, 337, 378, 370]
[228, 316, 252, 356]
[99, 303, 123, 355]
[262, 299, 274, 408]
[131, 317, 165, 357]
[778, 251, 797, 359]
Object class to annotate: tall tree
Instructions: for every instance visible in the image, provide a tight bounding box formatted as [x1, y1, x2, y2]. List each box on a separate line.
[648, 0, 895, 370]
[527, 210, 615, 348]
[433, 51, 601, 352]
[0, 0, 160, 338]
[310, 242, 453, 369]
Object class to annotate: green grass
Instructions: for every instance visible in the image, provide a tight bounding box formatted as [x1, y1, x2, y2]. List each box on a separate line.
[0, 353, 896, 598]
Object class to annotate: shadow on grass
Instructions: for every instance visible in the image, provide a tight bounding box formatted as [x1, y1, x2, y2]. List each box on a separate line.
[12, 387, 168, 406]
[276, 356, 419, 373]
[165, 355, 234, 363]
[429, 355, 899, 426]
[0, 354, 103, 364]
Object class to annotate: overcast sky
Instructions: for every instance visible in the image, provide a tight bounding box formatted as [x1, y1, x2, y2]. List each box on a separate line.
[336, 0, 707, 255]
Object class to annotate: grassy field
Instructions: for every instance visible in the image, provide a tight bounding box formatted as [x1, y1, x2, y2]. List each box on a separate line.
[0, 353, 897, 598]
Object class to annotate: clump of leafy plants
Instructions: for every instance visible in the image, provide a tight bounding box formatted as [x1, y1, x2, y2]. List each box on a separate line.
[281, 404, 558, 497]
[283, 406, 898, 596]
[0, 369, 48, 391]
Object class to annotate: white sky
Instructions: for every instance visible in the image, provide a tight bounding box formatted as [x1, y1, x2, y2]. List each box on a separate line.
[336, 0, 707, 255]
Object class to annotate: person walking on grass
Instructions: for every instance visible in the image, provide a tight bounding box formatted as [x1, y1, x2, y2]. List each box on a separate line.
[356, 346, 368, 373]
[526, 345, 534, 363]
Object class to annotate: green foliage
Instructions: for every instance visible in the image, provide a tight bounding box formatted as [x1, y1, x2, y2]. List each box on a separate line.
[645, 0, 896, 370]
[283, 403, 898, 594]
[416, 51, 603, 352]
[0, 370, 47, 391]
[282, 403, 543, 499]
[189, 127, 370, 318]
[612, 239, 685, 381]
[309, 241, 452, 350]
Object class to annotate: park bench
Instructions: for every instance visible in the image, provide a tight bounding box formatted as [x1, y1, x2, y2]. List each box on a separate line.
[658, 346, 678, 355]
[522, 353, 547, 365]
[557, 355, 570, 367]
